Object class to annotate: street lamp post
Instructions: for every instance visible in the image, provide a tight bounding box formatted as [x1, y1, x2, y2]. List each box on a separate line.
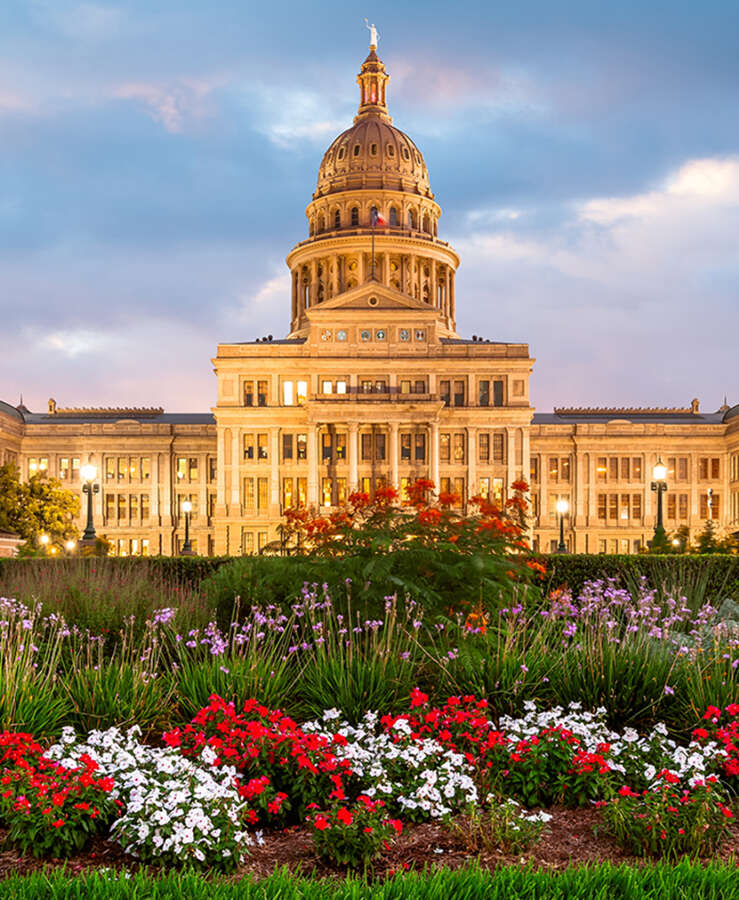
[180, 499, 193, 556]
[650, 458, 668, 548]
[80, 463, 99, 546]
[556, 498, 569, 553]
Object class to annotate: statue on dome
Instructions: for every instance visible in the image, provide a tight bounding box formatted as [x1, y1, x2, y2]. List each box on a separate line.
[364, 18, 379, 47]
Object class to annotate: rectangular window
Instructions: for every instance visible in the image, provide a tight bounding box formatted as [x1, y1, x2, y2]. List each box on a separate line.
[282, 478, 294, 509]
[609, 458, 618, 481]
[130, 538, 139, 556]
[699, 458, 708, 479]
[119, 457, 129, 481]
[130, 494, 139, 522]
[361, 379, 372, 394]
[479, 380, 490, 407]
[414, 379, 425, 394]
[678, 457, 688, 481]
[608, 494, 618, 520]
[361, 476, 371, 494]
[297, 477, 307, 507]
[633, 457, 642, 480]
[257, 434, 268, 460]
[712, 493, 720, 520]
[440, 433, 450, 463]
[620, 494, 630, 520]
[621, 457, 630, 481]
[244, 477, 255, 509]
[336, 433, 347, 460]
[244, 381, 254, 406]
[549, 457, 559, 483]
[336, 477, 347, 505]
[400, 477, 410, 504]
[375, 380, 387, 393]
[440, 477, 451, 496]
[375, 433, 386, 461]
[679, 493, 688, 519]
[59, 457, 69, 479]
[493, 380, 504, 407]
[453, 380, 465, 406]
[667, 457, 676, 481]
[453, 433, 465, 463]
[711, 458, 720, 479]
[208, 493, 216, 517]
[400, 380, 411, 394]
[598, 539, 607, 554]
[632, 494, 642, 520]
[189, 458, 198, 481]
[282, 433, 293, 460]
[244, 434, 255, 460]
[282, 381, 294, 406]
[478, 476, 490, 498]
[322, 433, 332, 462]
[493, 433, 504, 463]
[530, 457, 539, 483]
[322, 380, 333, 394]
[257, 380, 268, 406]
[297, 434, 307, 460]
[596, 457, 607, 482]
[322, 477, 332, 506]
[361, 433, 372, 461]
[400, 433, 412, 461]
[242, 531, 254, 555]
[561, 458, 571, 482]
[453, 477, 465, 505]
[478, 433, 490, 463]
[141, 457, 150, 480]
[105, 494, 115, 520]
[415, 433, 426, 462]
[296, 380, 308, 405]
[667, 494, 676, 519]
[257, 477, 268, 510]
[118, 494, 127, 522]
[129, 458, 138, 479]
[258, 532, 267, 552]
[336, 380, 347, 394]
[141, 494, 150, 521]
[72, 458, 81, 481]
[117, 539, 128, 557]
[440, 380, 450, 406]
[597, 493, 607, 519]
[176, 457, 187, 481]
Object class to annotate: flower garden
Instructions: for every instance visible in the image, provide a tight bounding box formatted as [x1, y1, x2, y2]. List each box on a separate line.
[1, 484, 738, 896]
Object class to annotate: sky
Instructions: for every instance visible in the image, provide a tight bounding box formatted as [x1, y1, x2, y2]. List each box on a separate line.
[1, 0, 738, 415]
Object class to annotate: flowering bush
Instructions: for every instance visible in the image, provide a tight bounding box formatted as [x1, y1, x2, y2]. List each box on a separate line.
[305, 707, 478, 821]
[163, 695, 352, 824]
[452, 798, 552, 854]
[603, 772, 733, 858]
[47, 726, 250, 870]
[691, 704, 739, 792]
[309, 795, 402, 870]
[0, 733, 119, 858]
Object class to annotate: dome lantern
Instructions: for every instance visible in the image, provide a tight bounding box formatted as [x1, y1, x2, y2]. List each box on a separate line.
[355, 47, 391, 124]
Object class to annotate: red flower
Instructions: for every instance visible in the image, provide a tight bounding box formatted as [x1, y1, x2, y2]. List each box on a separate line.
[51, 819, 65, 828]
[409, 688, 428, 709]
[314, 815, 330, 831]
[336, 807, 353, 826]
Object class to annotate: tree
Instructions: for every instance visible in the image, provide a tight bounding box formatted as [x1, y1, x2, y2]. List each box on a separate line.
[0, 463, 80, 547]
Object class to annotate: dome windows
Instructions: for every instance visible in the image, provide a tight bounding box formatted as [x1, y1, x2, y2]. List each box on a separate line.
[353, 144, 361, 157]
[370, 142, 378, 156]
[402, 147, 410, 160]
[387, 144, 395, 157]
[334, 209, 341, 229]
[351, 207, 359, 227]
[337, 146, 346, 160]
[389, 207, 399, 227]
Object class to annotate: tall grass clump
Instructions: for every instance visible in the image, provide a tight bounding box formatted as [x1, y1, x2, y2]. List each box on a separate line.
[0, 557, 210, 638]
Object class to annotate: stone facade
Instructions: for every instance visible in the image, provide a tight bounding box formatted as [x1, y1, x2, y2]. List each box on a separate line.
[1, 45, 737, 555]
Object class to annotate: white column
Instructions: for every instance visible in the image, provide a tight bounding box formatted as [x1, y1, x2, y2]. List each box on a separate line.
[231, 430, 240, 508]
[430, 422, 440, 489]
[390, 423, 399, 488]
[199, 454, 208, 522]
[152, 453, 161, 519]
[467, 426, 477, 498]
[588, 454, 596, 524]
[348, 424, 359, 490]
[307, 426, 319, 507]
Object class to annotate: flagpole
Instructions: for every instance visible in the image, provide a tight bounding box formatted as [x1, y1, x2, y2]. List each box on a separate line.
[371, 220, 376, 279]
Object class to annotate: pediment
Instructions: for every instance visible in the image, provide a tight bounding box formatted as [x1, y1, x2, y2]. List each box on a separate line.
[314, 281, 431, 313]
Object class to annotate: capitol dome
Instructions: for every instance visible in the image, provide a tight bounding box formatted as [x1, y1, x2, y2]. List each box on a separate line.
[314, 49, 433, 200]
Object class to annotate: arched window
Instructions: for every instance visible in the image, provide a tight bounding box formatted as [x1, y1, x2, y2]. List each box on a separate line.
[317, 214, 325, 233]
[338, 147, 346, 160]
[402, 147, 410, 160]
[370, 143, 377, 156]
[387, 144, 395, 157]
[422, 214, 430, 234]
[389, 207, 398, 227]
[351, 207, 359, 227]
[408, 209, 417, 229]
[353, 144, 360, 157]
[334, 209, 341, 229]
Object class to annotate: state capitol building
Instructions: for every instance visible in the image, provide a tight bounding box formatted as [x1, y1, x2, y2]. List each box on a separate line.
[2, 42, 738, 556]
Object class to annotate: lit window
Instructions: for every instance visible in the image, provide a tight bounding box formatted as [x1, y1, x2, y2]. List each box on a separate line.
[297, 381, 308, 404]
[283, 381, 294, 406]
[322, 380, 333, 394]
[336, 380, 347, 394]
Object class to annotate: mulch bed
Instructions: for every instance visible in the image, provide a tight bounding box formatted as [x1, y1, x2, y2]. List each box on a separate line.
[2, 807, 738, 880]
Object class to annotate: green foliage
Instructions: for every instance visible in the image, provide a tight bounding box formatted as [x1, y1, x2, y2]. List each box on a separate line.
[309, 800, 402, 871]
[5, 862, 739, 898]
[451, 800, 550, 854]
[0, 463, 80, 546]
[542, 554, 739, 603]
